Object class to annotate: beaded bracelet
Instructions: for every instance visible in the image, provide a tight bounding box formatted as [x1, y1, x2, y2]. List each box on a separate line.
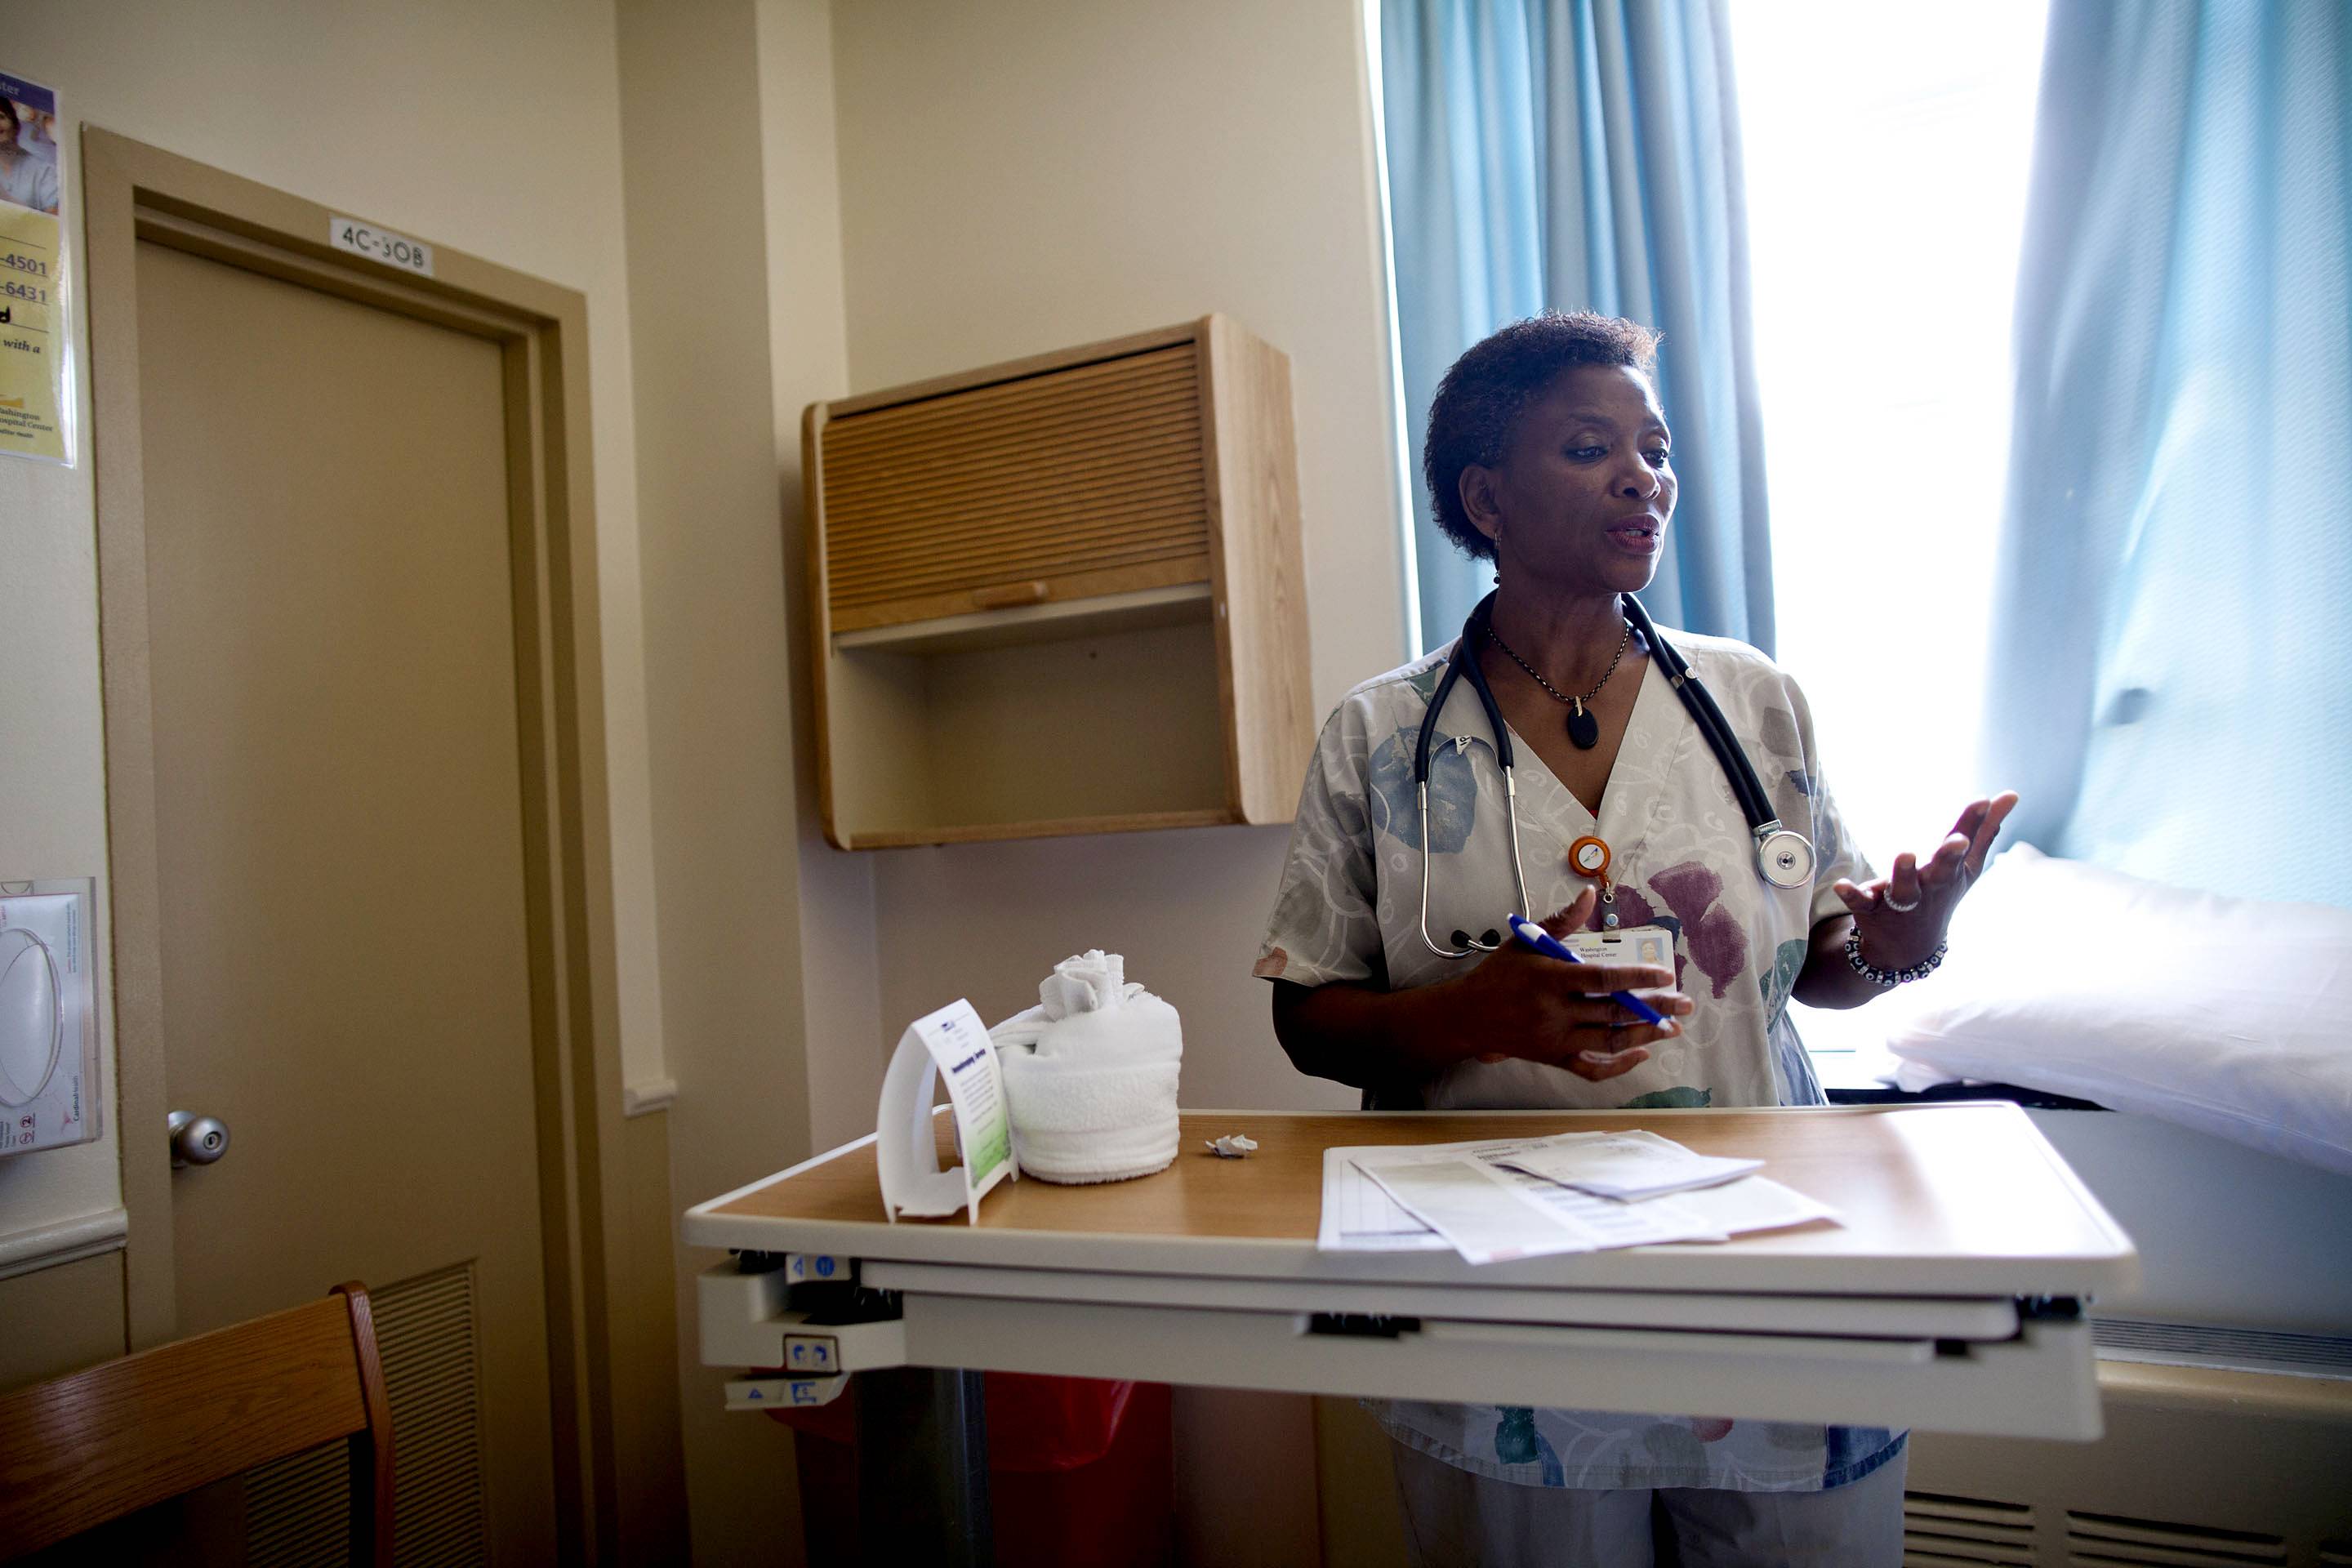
[1843, 928, 1946, 987]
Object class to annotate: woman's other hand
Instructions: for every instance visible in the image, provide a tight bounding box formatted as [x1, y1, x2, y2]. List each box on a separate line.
[1832, 791, 2019, 970]
[1451, 888, 1693, 1080]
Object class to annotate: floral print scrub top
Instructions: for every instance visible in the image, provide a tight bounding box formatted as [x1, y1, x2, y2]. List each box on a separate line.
[1255, 626, 1905, 1492]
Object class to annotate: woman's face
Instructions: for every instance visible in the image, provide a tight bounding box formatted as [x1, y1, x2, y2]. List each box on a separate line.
[1463, 363, 1677, 599]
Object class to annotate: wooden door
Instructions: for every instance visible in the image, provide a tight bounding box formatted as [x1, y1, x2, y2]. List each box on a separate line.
[131, 236, 559, 1563]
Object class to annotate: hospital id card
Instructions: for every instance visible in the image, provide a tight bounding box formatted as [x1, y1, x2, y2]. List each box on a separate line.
[1561, 924, 1675, 972]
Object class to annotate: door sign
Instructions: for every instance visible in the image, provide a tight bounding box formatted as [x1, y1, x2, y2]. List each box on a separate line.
[328, 215, 435, 278]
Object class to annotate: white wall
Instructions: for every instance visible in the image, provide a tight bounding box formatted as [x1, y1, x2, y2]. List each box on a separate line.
[0, 0, 668, 1285]
[2029, 1111, 2352, 1337]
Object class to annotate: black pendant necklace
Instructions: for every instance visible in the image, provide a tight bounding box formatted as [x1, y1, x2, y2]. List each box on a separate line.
[1487, 617, 1631, 751]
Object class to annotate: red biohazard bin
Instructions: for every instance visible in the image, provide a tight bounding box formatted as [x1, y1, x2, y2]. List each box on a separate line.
[768, 1374, 1174, 1565]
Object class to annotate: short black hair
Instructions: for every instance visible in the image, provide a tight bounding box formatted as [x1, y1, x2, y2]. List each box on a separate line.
[1422, 311, 1662, 560]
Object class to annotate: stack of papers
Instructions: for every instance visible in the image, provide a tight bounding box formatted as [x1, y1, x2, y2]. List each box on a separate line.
[1319, 1132, 1836, 1267]
[1491, 1130, 1762, 1200]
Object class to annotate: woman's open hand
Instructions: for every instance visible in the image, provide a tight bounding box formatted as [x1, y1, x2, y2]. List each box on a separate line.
[1450, 888, 1693, 1080]
[1832, 791, 2018, 971]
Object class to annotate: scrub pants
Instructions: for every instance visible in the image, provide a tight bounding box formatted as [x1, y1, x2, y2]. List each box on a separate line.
[1388, 1438, 1908, 1567]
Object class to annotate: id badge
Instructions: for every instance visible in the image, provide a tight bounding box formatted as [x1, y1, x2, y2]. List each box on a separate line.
[1561, 924, 1675, 971]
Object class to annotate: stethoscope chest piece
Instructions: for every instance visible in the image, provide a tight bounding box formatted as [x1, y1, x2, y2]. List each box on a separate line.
[1756, 826, 1815, 890]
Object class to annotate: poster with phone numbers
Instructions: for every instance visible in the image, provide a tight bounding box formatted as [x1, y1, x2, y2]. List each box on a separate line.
[0, 68, 69, 465]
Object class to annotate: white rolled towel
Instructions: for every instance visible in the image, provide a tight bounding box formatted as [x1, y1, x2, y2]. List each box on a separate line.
[991, 951, 1183, 1184]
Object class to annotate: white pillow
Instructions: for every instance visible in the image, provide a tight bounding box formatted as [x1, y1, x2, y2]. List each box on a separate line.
[1880, 844, 2352, 1176]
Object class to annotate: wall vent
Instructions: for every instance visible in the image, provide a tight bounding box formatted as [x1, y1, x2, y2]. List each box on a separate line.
[2064, 1511, 2287, 1567]
[373, 1263, 488, 1566]
[1909, 1365, 2350, 1568]
[244, 1265, 487, 1567]
[2095, 1320, 2352, 1379]
[247, 1441, 354, 1567]
[1904, 1490, 2038, 1567]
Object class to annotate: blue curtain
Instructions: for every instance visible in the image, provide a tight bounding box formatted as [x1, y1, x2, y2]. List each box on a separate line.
[1983, 0, 2352, 906]
[1379, 0, 1773, 655]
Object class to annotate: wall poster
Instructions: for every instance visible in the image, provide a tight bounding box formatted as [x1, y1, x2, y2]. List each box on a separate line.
[0, 68, 70, 466]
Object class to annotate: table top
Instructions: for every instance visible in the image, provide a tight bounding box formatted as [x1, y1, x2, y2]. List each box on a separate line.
[684, 1104, 2139, 1298]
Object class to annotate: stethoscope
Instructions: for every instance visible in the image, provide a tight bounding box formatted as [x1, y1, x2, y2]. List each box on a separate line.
[1414, 591, 1816, 959]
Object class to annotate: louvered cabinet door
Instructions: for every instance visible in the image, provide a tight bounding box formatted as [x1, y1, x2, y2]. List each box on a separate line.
[819, 342, 1214, 634]
[805, 316, 1311, 849]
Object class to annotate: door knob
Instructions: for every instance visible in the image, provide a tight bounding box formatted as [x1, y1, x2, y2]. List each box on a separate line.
[167, 1109, 230, 1168]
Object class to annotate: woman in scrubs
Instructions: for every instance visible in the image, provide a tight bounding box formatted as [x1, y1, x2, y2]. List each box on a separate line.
[1255, 312, 2014, 1566]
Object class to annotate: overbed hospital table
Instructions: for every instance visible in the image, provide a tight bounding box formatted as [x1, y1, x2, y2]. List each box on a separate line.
[688, 1104, 2137, 1560]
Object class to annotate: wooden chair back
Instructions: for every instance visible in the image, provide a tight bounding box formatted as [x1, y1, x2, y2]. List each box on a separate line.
[0, 1281, 394, 1563]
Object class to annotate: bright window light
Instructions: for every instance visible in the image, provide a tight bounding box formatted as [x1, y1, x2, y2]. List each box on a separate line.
[1728, 0, 2048, 869]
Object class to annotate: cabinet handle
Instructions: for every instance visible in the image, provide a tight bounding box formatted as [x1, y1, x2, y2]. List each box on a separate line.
[969, 581, 1050, 610]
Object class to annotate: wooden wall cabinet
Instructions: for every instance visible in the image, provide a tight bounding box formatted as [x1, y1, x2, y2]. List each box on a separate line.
[804, 315, 1312, 849]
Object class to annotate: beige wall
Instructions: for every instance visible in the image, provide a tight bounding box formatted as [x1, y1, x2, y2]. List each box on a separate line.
[822, 2, 1410, 1558]
[0, 0, 672, 1355]
[3, 0, 1414, 1556]
[616, 0, 852, 1559]
[0, 1252, 128, 1388]
[829, 0, 1405, 1134]
[755, 0, 884, 1162]
[831, 0, 1411, 710]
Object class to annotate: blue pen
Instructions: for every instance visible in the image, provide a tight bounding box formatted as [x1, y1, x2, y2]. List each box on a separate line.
[1505, 914, 1673, 1029]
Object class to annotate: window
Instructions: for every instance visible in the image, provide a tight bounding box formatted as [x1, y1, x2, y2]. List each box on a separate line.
[1728, 1, 2049, 863]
